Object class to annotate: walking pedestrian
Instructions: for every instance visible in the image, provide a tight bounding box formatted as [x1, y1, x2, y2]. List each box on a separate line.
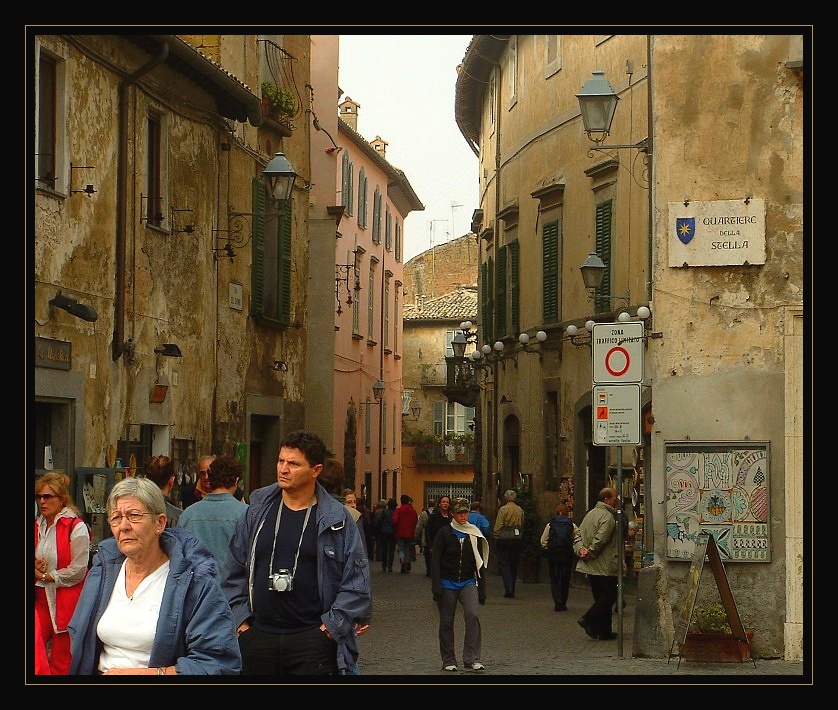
[378, 498, 397, 572]
[34, 472, 90, 675]
[177, 454, 248, 583]
[413, 497, 436, 577]
[493, 489, 525, 598]
[68, 476, 241, 675]
[573, 487, 620, 641]
[431, 498, 489, 672]
[392, 494, 419, 573]
[316, 460, 370, 675]
[222, 430, 371, 675]
[468, 500, 492, 538]
[424, 495, 452, 585]
[180, 455, 215, 509]
[144, 455, 183, 528]
[357, 497, 375, 561]
[540, 501, 576, 611]
[372, 499, 388, 563]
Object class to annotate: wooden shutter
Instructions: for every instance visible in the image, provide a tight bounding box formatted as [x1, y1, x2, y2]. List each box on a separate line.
[594, 199, 613, 313]
[251, 178, 267, 318]
[510, 240, 520, 336]
[542, 220, 559, 324]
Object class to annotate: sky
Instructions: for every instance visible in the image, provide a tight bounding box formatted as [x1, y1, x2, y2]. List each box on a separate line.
[338, 34, 478, 263]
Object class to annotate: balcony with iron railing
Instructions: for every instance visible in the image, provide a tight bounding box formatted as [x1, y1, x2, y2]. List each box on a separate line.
[404, 434, 476, 465]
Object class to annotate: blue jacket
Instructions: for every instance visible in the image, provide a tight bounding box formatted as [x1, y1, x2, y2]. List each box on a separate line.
[468, 511, 492, 538]
[221, 481, 371, 674]
[177, 492, 248, 582]
[68, 528, 241, 675]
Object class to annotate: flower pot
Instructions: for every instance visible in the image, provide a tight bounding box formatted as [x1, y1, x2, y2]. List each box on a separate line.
[682, 630, 754, 662]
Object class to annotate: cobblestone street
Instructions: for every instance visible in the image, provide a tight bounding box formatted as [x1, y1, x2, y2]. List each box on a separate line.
[354, 563, 807, 683]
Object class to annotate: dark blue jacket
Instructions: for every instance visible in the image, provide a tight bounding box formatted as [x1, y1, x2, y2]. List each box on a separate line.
[221, 481, 371, 674]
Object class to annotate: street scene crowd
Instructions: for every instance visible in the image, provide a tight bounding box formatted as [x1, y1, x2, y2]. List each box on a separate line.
[33, 431, 806, 681]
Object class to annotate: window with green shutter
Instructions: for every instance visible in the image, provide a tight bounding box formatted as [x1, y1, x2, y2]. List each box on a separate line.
[594, 199, 613, 314]
[251, 178, 292, 327]
[542, 219, 560, 324]
[480, 257, 494, 344]
[510, 240, 520, 336]
[496, 247, 508, 338]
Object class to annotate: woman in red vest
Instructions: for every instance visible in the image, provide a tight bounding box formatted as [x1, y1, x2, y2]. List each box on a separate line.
[35, 472, 90, 674]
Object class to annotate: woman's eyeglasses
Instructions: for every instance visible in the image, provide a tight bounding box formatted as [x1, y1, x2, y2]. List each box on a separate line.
[108, 511, 152, 526]
[34, 493, 57, 501]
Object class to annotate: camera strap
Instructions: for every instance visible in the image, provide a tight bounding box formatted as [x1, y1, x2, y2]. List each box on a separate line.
[267, 496, 314, 581]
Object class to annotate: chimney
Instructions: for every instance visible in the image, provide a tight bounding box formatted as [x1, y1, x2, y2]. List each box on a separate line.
[370, 135, 387, 159]
[339, 96, 360, 132]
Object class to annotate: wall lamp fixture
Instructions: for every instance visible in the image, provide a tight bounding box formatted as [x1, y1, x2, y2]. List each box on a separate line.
[404, 398, 421, 420]
[372, 379, 385, 404]
[214, 152, 298, 261]
[565, 306, 661, 349]
[70, 163, 96, 196]
[518, 330, 548, 361]
[272, 360, 288, 371]
[579, 249, 631, 305]
[49, 291, 98, 322]
[154, 343, 182, 357]
[171, 207, 195, 234]
[451, 320, 548, 373]
[335, 249, 360, 315]
[576, 70, 649, 154]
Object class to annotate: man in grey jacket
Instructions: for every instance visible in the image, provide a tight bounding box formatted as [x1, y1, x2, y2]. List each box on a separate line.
[573, 487, 620, 641]
[222, 430, 371, 675]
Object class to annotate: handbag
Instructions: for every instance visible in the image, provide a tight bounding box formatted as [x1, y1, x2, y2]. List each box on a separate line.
[498, 525, 521, 540]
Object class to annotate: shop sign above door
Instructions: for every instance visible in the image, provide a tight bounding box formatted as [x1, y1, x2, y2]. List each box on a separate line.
[35, 336, 71, 370]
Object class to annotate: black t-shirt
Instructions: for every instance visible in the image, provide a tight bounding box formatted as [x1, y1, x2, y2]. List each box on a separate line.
[251, 499, 321, 633]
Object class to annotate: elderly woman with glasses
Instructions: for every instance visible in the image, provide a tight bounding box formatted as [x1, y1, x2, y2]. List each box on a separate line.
[34, 472, 90, 674]
[68, 476, 241, 675]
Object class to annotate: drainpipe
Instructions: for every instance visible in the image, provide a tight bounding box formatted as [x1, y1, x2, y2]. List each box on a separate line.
[379, 248, 386, 498]
[491, 65, 502, 487]
[112, 42, 169, 361]
[645, 35, 654, 304]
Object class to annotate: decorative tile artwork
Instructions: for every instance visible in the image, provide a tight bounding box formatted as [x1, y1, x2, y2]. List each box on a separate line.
[665, 444, 770, 562]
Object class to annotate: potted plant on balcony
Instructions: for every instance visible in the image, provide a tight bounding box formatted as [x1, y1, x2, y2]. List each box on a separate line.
[261, 81, 296, 119]
[683, 602, 754, 662]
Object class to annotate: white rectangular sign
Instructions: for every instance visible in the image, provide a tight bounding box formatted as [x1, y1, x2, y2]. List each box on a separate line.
[592, 384, 641, 446]
[592, 322, 644, 384]
[668, 198, 765, 267]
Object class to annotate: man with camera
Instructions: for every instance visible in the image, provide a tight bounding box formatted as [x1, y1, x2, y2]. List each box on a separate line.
[222, 431, 371, 675]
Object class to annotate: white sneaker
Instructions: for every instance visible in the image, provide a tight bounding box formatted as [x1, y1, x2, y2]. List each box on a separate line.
[443, 664, 458, 672]
[468, 662, 485, 671]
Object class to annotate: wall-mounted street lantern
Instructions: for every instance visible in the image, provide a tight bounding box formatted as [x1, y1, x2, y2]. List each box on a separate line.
[214, 152, 298, 260]
[577, 70, 649, 153]
[372, 378, 385, 403]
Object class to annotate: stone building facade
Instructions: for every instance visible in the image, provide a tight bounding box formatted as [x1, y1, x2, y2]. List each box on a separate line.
[453, 33, 805, 660]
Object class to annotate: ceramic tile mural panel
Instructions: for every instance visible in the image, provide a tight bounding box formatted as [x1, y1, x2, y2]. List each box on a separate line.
[664, 443, 770, 562]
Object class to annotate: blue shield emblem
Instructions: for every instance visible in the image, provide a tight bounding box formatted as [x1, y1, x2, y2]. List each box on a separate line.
[676, 217, 695, 245]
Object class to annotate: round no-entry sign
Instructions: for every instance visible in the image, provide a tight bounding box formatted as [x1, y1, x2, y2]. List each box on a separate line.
[591, 322, 644, 384]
